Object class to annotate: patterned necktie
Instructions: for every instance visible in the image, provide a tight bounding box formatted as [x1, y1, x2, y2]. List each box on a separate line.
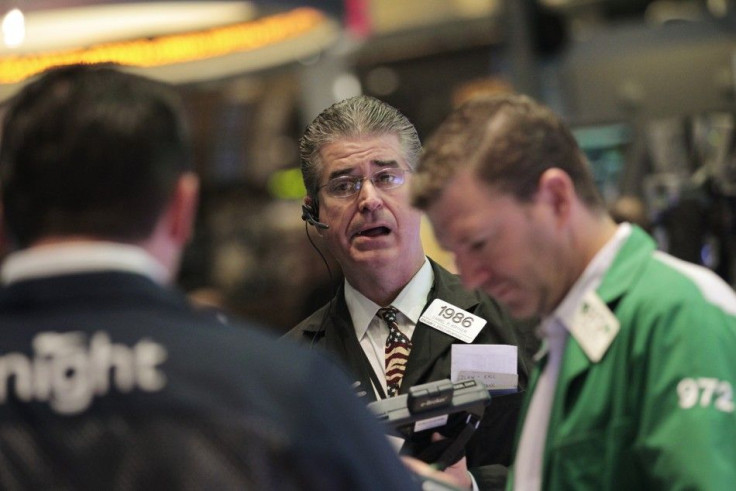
[378, 306, 412, 397]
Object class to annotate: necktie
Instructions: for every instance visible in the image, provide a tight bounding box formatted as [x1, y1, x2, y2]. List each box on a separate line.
[378, 307, 412, 397]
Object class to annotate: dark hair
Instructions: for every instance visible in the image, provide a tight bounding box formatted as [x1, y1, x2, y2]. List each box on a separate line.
[299, 95, 420, 217]
[0, 64, 192, 248]
[412, 93, 604, 211]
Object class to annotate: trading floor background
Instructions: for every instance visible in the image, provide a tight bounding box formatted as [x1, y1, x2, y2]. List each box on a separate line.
[1, 0, 735, 333]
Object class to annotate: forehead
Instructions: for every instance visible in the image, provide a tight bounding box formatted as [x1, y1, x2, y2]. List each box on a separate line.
[318, 134, 406, 173]
[427, 169, 514, 247]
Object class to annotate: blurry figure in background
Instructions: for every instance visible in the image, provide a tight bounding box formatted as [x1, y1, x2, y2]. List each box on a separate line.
[0, 64, 420, 490]
[286, 95, 539, 490]
[412, 93, 736, 490]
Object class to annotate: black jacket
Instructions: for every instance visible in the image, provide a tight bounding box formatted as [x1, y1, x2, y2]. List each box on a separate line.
[286, 259, 540, 490]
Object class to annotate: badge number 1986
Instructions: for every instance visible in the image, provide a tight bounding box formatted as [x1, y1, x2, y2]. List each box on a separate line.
[419, 299, 487, 343]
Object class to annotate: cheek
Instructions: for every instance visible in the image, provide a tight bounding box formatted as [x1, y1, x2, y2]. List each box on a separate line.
[315, 213, 344, 247]
[322, 204, 351, 228]
[483, 238, 527, 281]
[392, 204, 422, 231]
[455, 248, 495, 278]
[405, 209, 424, 231]
[514, 241, 554, 297]
[322, 225, 345, 247]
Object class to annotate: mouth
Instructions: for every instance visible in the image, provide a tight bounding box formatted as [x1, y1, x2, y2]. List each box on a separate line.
[353, 225, 391, 239]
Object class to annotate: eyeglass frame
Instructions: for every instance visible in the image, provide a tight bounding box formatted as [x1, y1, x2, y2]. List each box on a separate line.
[317, 167, 413, 199]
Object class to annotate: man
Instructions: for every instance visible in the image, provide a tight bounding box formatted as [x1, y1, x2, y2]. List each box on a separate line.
[0, 64, 420, 490]
[412, 93, 736, 490]
[286, 95, 537, 490]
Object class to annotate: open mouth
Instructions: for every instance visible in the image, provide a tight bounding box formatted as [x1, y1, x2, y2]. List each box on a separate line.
[355, 226, 391, 238]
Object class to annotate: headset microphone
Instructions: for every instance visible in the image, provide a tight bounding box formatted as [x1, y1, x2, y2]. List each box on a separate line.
[301, 201, 335, 350]
[301, 204, 329, 230]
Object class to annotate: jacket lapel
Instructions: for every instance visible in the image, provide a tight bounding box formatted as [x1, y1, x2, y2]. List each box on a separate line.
[597, 226, 654, 304]
[321, 288, 383, 402]
[400, 320, 456, 390]
[549, 228, 654, 431]
[553, 335, 592, 406]
[401, 260, 481, 391]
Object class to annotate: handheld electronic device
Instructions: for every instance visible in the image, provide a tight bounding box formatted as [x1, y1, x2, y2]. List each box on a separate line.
[368, 379, 491, 470]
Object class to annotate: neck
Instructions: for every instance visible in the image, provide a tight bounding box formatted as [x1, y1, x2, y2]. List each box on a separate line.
[540, 207, 619, 317]
[570, 209, 619, 284]
[344, 254, 425, 306]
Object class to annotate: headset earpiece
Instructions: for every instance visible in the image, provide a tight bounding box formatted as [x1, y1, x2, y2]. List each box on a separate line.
[301, 199, 329, 230]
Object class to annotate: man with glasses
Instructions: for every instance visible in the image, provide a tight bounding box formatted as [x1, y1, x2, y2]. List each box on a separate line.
[286, 95, 537, 490]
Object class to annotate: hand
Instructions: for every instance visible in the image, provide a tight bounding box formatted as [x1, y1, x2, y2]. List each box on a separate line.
[440, 455, 472, 490]
[431, 431, 472, 489]
[402, 456, 469, 490]
[401, 431, 473, 490]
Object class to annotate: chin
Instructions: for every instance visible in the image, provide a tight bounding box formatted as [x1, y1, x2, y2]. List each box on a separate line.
[350, 248, 398, 267]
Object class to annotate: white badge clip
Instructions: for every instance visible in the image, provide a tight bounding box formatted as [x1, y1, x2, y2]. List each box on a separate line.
[419, 299, 487, 343]
[568, 291, 620, 362]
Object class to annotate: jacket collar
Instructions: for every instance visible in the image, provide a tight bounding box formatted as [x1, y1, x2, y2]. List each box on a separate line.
[344, 257, 433, 340]
[597, 226, 657, 304]
[299, 258, 483, 398]
[550, 226, 656, 390]
[2, 242, 169, 286]
[0, 270, 190, 315]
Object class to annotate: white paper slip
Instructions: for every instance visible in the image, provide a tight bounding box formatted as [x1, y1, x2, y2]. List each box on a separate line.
[419, 299, 487, 343]
[455, 371, 519, 392]
[451, 344, 518, 390]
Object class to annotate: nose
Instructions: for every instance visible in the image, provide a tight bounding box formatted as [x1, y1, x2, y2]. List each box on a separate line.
[357, 178, 383, 213]
[455, 253, 490, 290]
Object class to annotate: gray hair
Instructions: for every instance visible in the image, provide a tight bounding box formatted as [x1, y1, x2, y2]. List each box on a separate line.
[299, 95, 421, 206]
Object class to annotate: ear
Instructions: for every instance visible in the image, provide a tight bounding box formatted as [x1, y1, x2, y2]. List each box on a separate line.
[536, 168, 574, 224]
[303, 195, 315, 213]
[168, 172, 200, 245]
[302, 195, 326, 236]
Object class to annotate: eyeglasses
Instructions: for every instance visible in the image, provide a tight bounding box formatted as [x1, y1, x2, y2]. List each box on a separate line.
[319, 168, 411, 199]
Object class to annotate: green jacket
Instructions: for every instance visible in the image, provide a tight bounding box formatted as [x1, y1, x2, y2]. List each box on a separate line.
[509, 226, 736, 490]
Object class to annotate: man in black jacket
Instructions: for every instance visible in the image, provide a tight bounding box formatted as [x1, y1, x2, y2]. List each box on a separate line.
[0, 65, 419, 490]
[286, 95, 539, 490]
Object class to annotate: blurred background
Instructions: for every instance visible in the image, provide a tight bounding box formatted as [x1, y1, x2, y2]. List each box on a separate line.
[1, 0, 735, 333]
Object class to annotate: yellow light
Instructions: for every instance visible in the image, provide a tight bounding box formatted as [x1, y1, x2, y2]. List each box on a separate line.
[267, 168, 307, 200]
[0, 7, 326, 85]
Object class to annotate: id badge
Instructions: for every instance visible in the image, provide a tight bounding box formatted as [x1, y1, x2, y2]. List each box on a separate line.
[419, 299, 487, 343]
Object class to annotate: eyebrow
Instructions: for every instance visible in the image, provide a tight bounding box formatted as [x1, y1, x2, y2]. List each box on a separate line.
[326, 159, 400, 180]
